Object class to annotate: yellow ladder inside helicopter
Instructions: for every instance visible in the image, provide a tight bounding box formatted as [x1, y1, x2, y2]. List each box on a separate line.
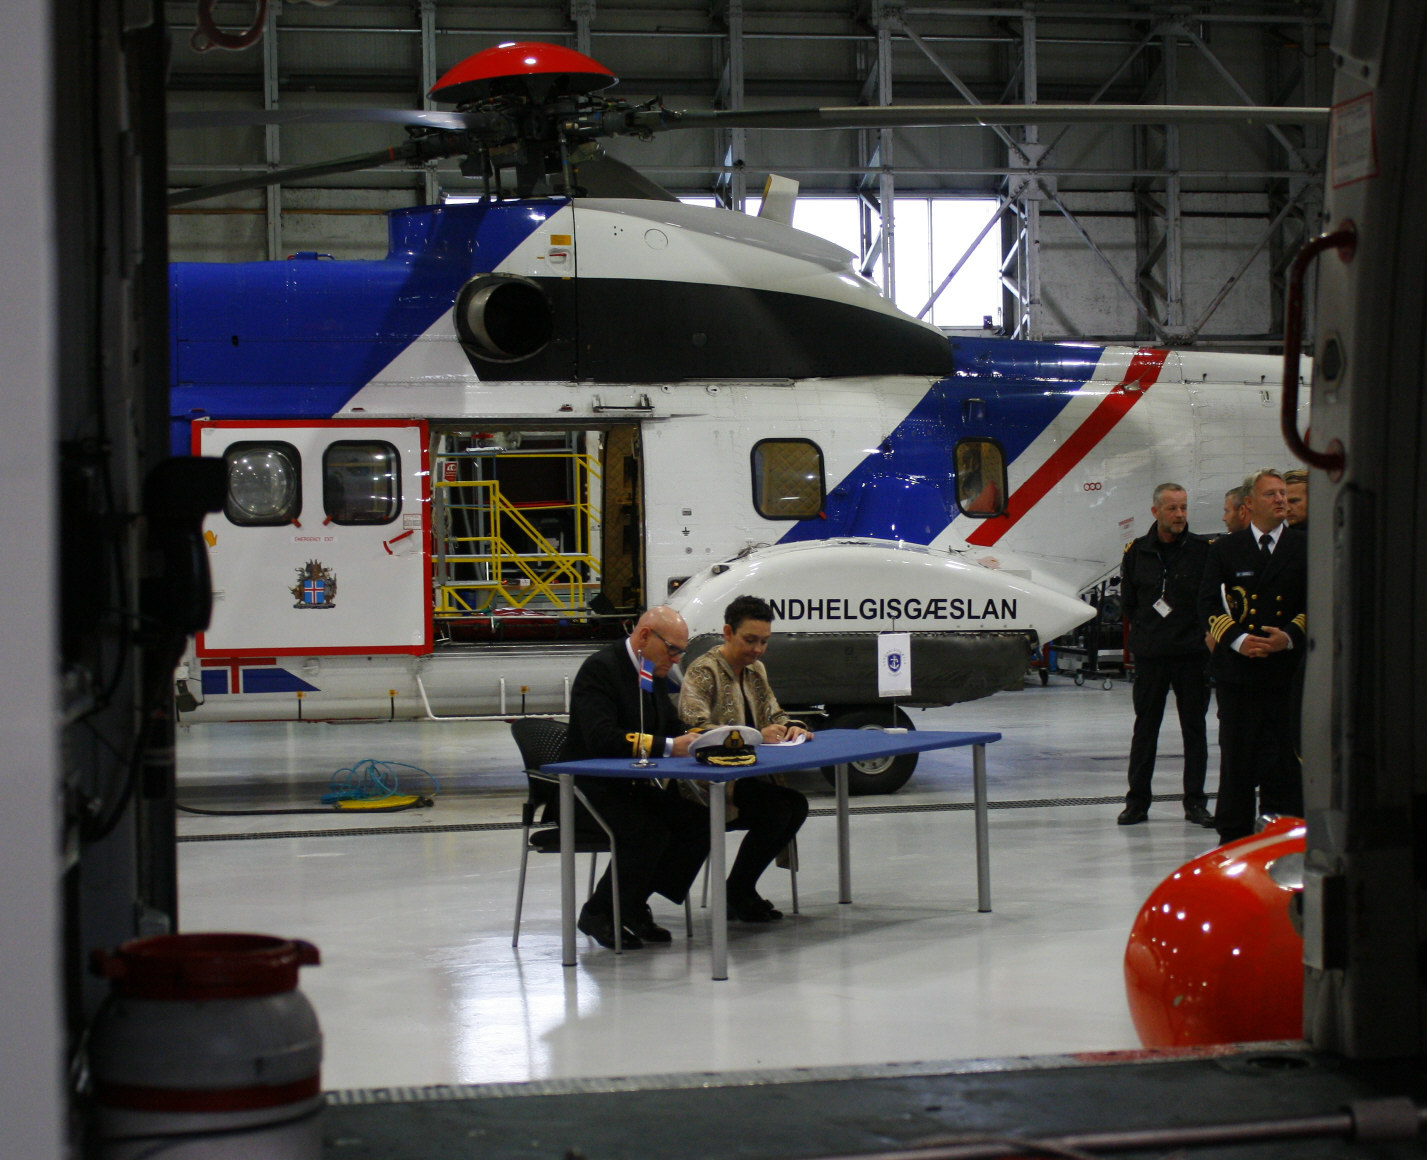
[432, 453, 602, 617]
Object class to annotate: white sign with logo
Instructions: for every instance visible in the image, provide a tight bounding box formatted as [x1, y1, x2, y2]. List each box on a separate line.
[877, 632, 912, 698]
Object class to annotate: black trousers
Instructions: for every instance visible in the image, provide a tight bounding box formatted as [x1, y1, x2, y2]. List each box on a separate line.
[726, 778, 809, 901]
[576, 780, 711, 919]
[1213, 681, 1303, 843]
[1125, 653, 1210, 812]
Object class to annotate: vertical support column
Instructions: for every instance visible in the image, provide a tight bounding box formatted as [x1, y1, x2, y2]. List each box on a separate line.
[876, 5, 895, 300]
[419, 0, 439, 205]
[1162, 24, 1185, 340]
[711, 1, 745, 210]
[262, 0, 282, 260]
[1020, 7, 1041, 339]
[725, 0, 746, 211]
[3, 1, 60, 1152]
[570, 0, 595, 58]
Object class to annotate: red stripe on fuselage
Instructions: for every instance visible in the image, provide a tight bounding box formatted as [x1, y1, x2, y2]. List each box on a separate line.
[965, 348, 1169, 547]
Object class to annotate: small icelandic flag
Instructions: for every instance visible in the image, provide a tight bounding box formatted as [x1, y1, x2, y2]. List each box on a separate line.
[638, 654, 655, 692]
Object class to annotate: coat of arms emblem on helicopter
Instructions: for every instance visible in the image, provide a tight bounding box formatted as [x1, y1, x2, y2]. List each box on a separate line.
[291, 560, 337, 610]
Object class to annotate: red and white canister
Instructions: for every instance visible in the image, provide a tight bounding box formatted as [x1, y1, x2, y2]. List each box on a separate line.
[88, 932, 323, 1159]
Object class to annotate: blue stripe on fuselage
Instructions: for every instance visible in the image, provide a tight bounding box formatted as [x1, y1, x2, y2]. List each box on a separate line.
[169, 199, 565, 454]
[779, 336, 1106, 544]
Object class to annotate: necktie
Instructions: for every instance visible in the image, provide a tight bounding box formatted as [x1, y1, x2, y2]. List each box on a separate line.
[1259, 532, 1273, 565]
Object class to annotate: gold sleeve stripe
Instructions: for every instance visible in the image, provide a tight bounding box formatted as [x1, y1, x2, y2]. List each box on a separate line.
[625, 732, 654, 758]
[1291, 613, 1306, 631]
[1208, 614, 1233, 642]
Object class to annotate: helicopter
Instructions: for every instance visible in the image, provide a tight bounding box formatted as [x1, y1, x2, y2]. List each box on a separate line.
[169, 41, 1313, 792]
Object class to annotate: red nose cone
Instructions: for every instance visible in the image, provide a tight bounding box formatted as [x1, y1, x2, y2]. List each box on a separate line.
[1124, 817, 1305, 1048]
[430, 42, 616, 105]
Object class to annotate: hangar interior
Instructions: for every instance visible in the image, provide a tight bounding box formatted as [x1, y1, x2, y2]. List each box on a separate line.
[166, 0, 1330, 346]
[7, 1, 1427, 1158]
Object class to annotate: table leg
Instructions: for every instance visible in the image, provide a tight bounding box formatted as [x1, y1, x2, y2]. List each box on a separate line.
[836, 761, 851, 904]
[973, 743, 991, 912]
[560, 773, 577, 966]
[710, 786, 728, 980]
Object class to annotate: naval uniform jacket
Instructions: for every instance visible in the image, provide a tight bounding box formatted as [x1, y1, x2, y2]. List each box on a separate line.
[1197, 525, 1308, 689]
[1120, 523, 1212, 658]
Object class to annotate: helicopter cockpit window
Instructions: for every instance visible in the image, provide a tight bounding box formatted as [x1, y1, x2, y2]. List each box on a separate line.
[955, 438, 1007, 517]
[751, 439, 825, 520]
[323, 441, 401, 525]
[223, 442, 301, 527]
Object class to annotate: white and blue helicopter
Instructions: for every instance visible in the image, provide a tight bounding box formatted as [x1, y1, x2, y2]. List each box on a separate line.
[171, 42, 1305, 791]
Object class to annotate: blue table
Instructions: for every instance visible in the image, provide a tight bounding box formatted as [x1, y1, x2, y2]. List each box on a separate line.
[544, 727, 1002, 979]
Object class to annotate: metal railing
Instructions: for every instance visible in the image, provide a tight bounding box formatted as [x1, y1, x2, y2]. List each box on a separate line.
[431, 450, 601, 617]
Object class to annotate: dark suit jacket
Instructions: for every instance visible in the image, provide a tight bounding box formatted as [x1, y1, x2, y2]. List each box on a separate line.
[560, 640, 686, 764]
[1198, 524, 1307, 688]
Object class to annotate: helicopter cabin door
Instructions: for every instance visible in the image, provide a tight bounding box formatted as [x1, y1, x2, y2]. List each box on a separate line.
[195, 420, 431, 658]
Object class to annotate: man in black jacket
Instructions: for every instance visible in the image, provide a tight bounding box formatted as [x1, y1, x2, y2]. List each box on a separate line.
[1198, 469, 1307, 844]
[560, 605, 710, 950]
[1118, 483, 1213, 826]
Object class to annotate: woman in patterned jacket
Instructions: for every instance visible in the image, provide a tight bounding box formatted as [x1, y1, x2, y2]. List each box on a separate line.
[678, 595, 812, 923]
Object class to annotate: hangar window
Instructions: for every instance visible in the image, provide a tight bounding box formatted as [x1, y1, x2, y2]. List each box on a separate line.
[752, 439, 824, 520]
[223, 442, 301, 526]
[323, 441, 401, 525]
[954, 438, 1007, 517]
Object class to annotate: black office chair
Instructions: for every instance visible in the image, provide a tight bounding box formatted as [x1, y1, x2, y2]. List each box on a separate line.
[510, 718, 622, 949]
[509, 720, 696, 952]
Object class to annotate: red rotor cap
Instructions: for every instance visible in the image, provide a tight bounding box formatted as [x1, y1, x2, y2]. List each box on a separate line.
[430, 42, 617, 105]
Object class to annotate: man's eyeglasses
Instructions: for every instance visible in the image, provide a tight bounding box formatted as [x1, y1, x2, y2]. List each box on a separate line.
[651, 628, 687, 658]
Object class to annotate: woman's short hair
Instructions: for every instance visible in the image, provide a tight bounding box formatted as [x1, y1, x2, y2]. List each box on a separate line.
[724, 594, 775, 630]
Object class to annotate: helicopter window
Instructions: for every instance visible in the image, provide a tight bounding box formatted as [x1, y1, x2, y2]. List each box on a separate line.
[954, 438, 1007, 518]
[223, 442, 301, 527]
[751, 439, 824, 520]
[323, 441, 401, 525]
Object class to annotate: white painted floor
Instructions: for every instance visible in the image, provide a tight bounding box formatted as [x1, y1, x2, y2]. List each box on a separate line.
[175, 677, 1222, 1091]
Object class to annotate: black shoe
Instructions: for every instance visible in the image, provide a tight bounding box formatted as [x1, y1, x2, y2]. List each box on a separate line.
[1117, 806, 1149, 826]
[728, 893, 783, 922]
[577, 906, 642, 950]
[1184, 804, 1214, 826]
[629, 906, 672, 944]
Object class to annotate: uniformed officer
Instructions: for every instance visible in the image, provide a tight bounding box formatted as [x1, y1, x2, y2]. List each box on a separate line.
[1284, 468, 1309, 531]
[1118, 483, 1213, 826]
[1222, 485, 1249, 533]
[1198, 468, 1307, 844]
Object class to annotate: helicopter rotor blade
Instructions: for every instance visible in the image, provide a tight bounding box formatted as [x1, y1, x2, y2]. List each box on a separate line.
[168, 143, 442, 206]
[168, 108, 486, 132]
[624, 102, 1330, 133]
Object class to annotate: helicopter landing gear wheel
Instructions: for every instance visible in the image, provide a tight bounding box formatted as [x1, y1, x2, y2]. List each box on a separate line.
[818, 707, 917, 794]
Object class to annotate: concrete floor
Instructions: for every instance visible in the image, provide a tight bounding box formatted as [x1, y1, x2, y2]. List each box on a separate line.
[175, 675, 1223, 1092]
